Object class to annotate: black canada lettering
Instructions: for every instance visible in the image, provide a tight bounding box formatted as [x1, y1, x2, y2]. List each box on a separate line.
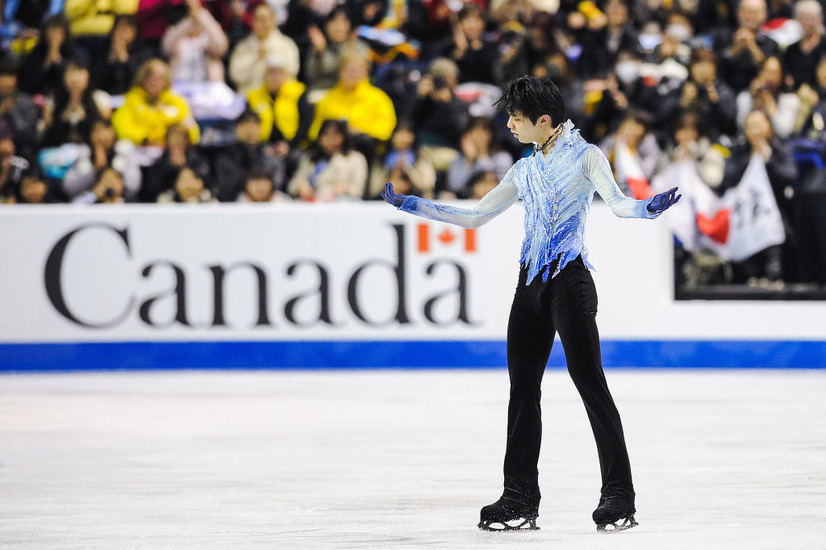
[209, 263, 272, 327]
[284, 260, 337, 326]
[43, 223, 134, 328]
[138, 262, 193, 327]
[423, 261, 477, 325]
[347, 224, 410, 325]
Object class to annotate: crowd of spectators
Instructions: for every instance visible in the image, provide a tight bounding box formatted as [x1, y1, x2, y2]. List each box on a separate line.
[2, 0, 826, 289]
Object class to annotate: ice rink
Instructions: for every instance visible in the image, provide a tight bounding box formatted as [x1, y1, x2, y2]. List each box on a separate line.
[1, 368, 825, 549]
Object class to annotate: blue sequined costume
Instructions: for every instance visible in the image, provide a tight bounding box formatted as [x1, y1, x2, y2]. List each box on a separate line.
[396, 120, 662, 283]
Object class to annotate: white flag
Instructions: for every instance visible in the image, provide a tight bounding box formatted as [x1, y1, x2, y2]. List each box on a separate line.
[713, 154, 786, 262]
[651, 161, 702, 250]
[652, 155, 785, 261]
[614, 142, 653, 199]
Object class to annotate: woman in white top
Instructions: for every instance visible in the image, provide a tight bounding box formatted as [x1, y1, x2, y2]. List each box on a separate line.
[736, 55, 800, 138]
[162, 0, 228, 82]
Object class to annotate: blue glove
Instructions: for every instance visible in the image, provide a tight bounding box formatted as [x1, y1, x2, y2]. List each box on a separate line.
[379, 182, 407, 207]
[647, 187, 681, 213]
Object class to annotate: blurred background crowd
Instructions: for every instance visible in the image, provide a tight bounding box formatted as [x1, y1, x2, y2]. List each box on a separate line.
[1, 0, 826, 294]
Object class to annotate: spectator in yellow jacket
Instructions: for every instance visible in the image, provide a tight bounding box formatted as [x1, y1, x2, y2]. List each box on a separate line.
[308, 51, 397, 145]
[112, 58, 200, 146]
[64, 0, 137, 65]
[65, 0, 138, 37]
[246, 55, 314, 149]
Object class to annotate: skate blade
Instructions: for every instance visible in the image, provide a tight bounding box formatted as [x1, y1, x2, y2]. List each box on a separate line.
[478, 518, 539, 531]
[596, 515, 638, 533]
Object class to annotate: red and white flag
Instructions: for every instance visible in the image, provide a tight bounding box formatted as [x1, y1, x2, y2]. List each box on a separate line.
[651, 160, 706, 251]
[614, 142, 654, 200]
[653, 155, 785, 261]
[417, 223, 477, 254]
[761, 18, 802, 48]
[709, 155, 785, 261]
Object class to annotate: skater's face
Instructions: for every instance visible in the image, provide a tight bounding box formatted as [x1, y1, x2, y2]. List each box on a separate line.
[506, 110, 551, 144]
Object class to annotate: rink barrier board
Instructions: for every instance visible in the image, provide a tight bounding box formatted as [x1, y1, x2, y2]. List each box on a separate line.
[1, 340, 825, 372]
[4, 205, 826, 366]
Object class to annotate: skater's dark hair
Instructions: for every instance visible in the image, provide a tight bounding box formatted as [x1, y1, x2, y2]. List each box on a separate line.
[496, 76, 566, 127]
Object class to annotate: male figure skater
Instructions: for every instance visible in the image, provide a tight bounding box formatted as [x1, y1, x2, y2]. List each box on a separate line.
[380, 76, 680, 532]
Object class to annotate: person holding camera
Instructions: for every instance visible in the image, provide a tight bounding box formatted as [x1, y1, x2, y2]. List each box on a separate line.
[0, 123, 30, 204]
[404, 57, 470, 178]
[657, 47, 737, 143]
[735, 55, 800, 139]
[72, 166, 126, 204]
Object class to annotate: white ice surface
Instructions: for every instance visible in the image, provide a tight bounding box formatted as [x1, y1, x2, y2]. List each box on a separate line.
[1, 369, 825, 549]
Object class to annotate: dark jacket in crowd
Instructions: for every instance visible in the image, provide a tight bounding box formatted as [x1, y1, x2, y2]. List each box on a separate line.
[446, 38, 501, 85]
[720, 137, 798, 224]
[588, 78, 663, 143]
[141, 149, 211, 203]
[40, 95, 100, 147]
[716, 31, 779, 93]
[92, 44, 150, 96]
[783, 36, 826, 89]
[212, 142, 286, 202]
[657, 79, 738, 142]
[405, 93, 470, 150]
[577, 27, 643, 79]
[0, 92, 41, 160]
[19, 42, 88, 97]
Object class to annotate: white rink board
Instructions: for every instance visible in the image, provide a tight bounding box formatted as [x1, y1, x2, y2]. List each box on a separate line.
[1, 202, 825, 343]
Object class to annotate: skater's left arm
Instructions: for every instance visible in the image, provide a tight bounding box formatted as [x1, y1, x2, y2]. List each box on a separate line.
[584, 145, 680, 219]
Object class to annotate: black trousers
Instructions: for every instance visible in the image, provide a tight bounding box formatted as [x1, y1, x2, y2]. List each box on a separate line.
[502, 256, 635, 506]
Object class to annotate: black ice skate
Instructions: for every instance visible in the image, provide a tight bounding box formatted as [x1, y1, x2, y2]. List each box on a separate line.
[478, 495, 540, 531]
[592, 497, 638, 533]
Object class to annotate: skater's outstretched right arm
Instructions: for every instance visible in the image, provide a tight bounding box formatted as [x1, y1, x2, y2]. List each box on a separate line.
[379, 180, 519, 229]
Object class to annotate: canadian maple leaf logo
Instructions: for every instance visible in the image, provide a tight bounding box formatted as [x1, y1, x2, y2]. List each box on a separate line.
[417, 223, 476, 253]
